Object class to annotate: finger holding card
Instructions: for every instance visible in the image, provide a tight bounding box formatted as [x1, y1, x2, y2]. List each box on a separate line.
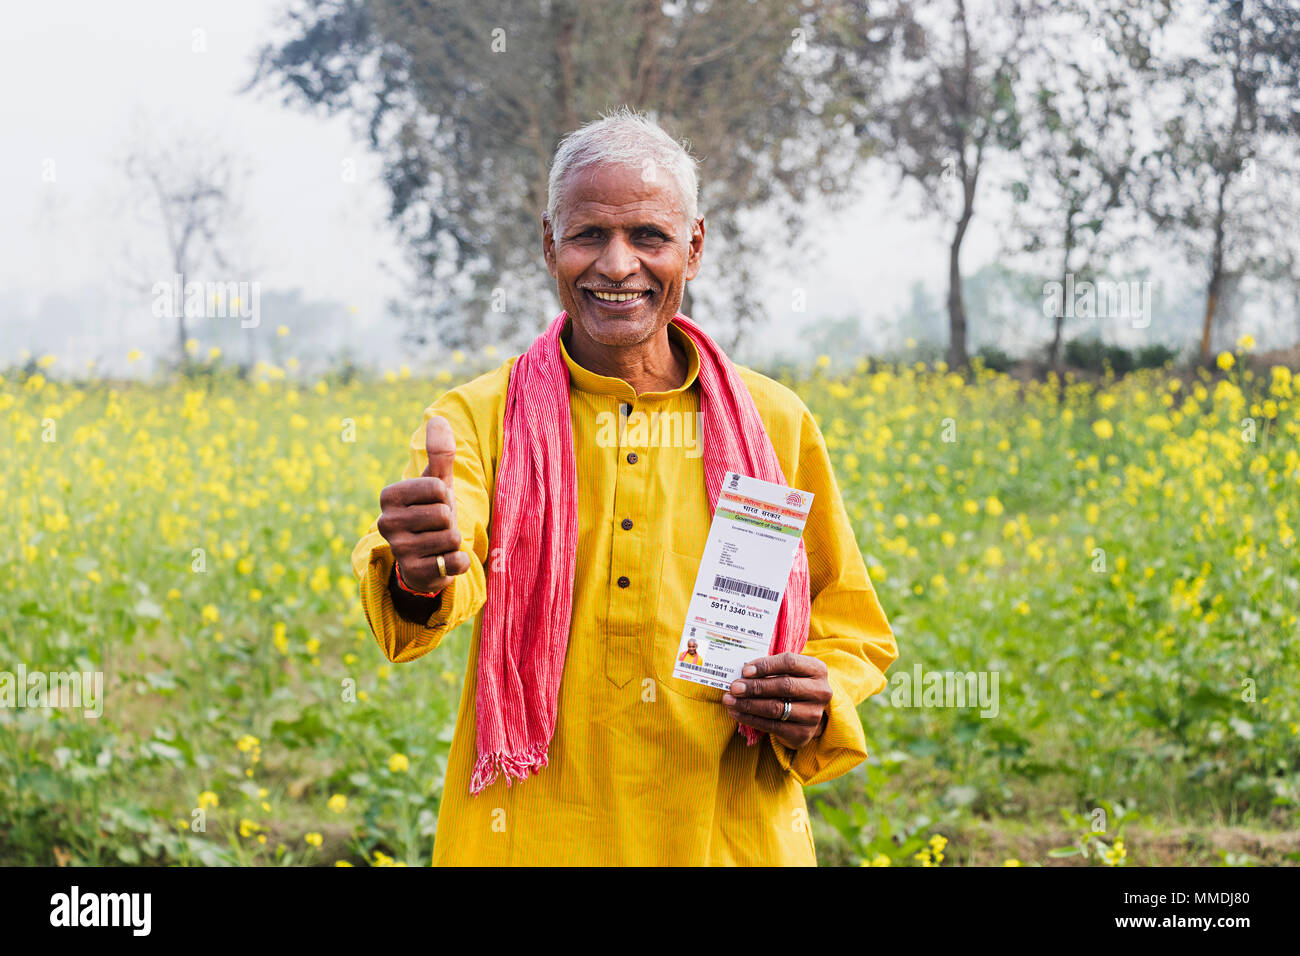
[722, 651, 832, 750]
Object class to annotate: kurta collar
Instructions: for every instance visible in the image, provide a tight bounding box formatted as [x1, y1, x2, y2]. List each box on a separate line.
[559, 314, 701, 402]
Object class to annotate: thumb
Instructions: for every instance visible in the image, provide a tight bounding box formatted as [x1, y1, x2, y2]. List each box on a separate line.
[422, 415, 456, 492]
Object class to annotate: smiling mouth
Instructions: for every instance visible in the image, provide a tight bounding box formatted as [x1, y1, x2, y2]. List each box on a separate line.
[585, 289, 653, 304]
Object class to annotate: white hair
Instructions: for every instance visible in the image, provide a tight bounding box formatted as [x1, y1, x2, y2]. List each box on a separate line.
[546, 106, 699, 241]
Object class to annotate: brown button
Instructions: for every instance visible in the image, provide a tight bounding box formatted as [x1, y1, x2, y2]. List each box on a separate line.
[626, 452, 638, 464]
[621, 518, 633, 530]
[617, 576, 630, 588]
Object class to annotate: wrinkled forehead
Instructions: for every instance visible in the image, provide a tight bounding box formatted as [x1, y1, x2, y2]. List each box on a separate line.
[557, 162, 687, 228]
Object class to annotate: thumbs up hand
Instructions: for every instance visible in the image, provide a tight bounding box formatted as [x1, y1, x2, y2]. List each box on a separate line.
[422, 414, 457, 487]
[377, 415, 468, 594]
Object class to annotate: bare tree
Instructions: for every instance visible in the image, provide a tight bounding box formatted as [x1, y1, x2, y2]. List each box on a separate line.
[247, 0, 872, 352]
[1138, 0, 1300, 363]
[833, 0, 1040, 368]
[1008, 1, 1141, 369]
[120, 123, 248, 366]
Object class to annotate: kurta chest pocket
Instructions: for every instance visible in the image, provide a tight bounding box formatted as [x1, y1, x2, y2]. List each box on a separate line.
[651, 548, 725, 702]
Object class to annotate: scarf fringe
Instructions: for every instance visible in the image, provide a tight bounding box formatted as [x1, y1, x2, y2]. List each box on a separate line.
[469, 742, 550, 795]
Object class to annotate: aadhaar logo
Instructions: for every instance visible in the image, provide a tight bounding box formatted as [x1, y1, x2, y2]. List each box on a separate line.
[785, 491, 804, 507]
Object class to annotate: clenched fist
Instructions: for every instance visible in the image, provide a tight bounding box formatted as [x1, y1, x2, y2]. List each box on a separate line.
[377, 416, 471, 596]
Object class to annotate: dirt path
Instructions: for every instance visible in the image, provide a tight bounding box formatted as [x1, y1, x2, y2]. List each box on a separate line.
[958, 821, 1300, 866]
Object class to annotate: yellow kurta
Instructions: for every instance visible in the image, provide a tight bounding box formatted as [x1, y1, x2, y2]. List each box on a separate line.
[351, 318, 897, 865]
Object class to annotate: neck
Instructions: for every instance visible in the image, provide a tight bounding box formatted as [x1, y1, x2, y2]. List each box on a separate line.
[564, 320, 688, 395]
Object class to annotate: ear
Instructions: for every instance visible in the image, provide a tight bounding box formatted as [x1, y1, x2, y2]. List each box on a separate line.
[542, 212, 558, 279]
[684, 216, 705, 281]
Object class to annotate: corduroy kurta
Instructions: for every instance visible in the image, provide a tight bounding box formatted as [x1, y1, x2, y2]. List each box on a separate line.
[351, 318, 897, 865]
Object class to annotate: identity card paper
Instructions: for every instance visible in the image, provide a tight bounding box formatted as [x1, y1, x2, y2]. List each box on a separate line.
[672, 471, 814, 691]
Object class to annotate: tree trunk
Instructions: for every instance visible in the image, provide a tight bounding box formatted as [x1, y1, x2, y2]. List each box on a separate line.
[947, 214, 971, 368]
[1199, 281, 1220, 365]
[1050, 215, 1076, 373]
[1200, 176, 1229, 365]
[174, 265, 188, 367]
[1049, 275, 1066, 372]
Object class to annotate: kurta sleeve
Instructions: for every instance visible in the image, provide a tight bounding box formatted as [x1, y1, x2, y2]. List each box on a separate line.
[768, 404, 898, 785]
[350, 387, 493, 664]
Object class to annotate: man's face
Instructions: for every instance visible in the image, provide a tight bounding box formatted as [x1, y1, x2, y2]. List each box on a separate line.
[543, 162, 704, 350]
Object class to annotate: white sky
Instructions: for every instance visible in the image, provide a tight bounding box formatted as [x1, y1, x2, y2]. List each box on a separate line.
[0, 0, 1080, 371]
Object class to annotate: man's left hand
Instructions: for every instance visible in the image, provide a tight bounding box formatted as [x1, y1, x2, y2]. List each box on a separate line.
[722, 652, 832, 750]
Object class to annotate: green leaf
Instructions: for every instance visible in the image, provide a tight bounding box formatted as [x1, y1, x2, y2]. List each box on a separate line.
[272, 710, 330, 746]
[145, 670, 177, 691]
[1228, 717, 1254, 740]
[117, 846, 141, 864]
[133, 599, 163, 620]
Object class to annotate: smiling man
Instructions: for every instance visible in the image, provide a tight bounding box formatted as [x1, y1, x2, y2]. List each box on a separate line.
[678, 638, 703, 666]
[351, 106, 897, 865]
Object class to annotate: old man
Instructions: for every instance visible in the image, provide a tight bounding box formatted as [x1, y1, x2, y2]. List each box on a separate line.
[351, 106, 897, 865]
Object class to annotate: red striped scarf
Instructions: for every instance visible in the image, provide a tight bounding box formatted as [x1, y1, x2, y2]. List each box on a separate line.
[469, 310, 812, 795]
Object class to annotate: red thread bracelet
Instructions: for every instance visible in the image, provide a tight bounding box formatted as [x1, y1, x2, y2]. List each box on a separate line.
[394, 560, 444, 598]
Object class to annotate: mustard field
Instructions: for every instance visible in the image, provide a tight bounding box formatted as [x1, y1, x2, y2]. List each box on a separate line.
[1, 346, 1296, 865]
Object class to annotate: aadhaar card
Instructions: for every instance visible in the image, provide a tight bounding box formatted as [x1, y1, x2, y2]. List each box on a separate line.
[672, 471, 814, 691]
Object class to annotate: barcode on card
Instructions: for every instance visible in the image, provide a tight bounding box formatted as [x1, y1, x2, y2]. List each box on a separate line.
[681, 661, 732, 679]
[712, 574, 779, 603]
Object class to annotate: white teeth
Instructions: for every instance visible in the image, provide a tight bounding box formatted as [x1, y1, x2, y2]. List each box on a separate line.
[590, 290, 646, 302]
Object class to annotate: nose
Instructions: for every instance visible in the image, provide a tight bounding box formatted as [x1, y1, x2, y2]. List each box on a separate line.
[594, 232, 640, 282]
